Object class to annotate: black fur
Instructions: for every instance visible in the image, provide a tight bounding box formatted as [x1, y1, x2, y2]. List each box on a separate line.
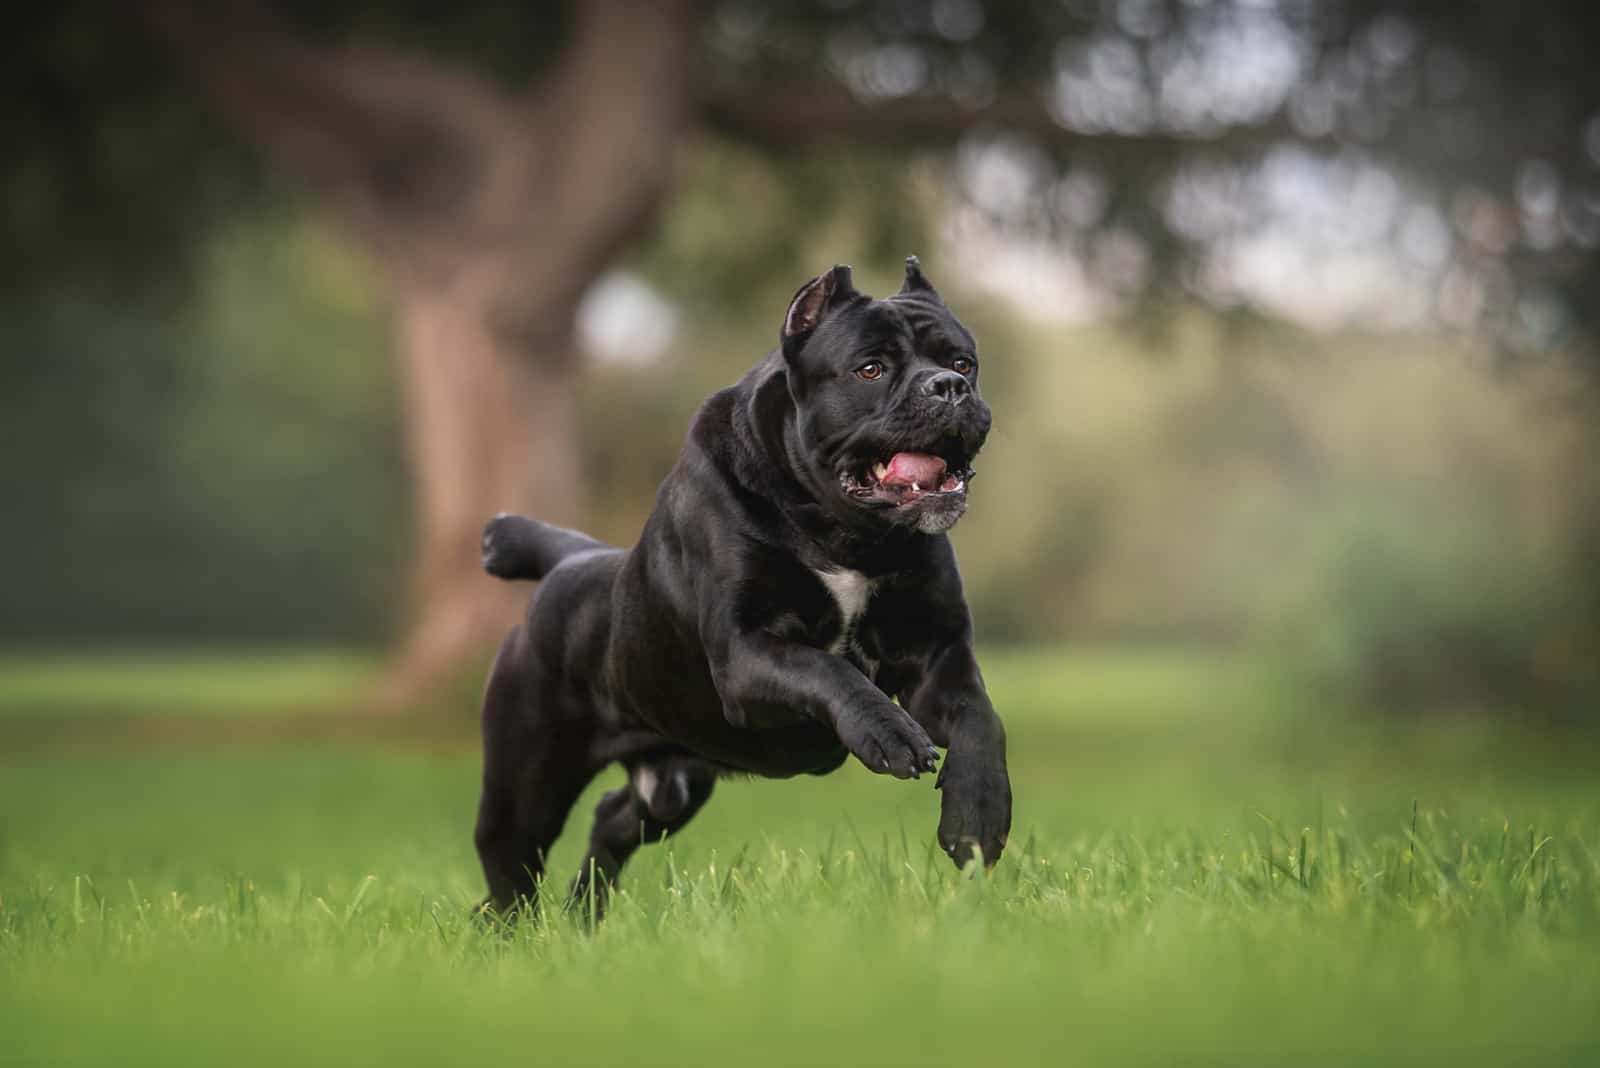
[474, 258, 1012, 916]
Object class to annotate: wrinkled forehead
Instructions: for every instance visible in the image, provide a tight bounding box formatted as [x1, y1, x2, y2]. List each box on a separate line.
[882, 293, 977, 352]
[808, 294, 976, 359]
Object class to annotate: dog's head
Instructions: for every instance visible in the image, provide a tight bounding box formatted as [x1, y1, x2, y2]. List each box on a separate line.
[779, 257, 991, 535]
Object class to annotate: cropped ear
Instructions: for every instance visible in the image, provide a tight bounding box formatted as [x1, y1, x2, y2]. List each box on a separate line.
[898, 254, 941, 299]
[782, 265, 857, 340]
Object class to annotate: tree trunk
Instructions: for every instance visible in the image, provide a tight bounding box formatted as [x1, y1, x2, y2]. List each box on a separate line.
[139, 0, 698, 710]
[373, 272, 586, 710]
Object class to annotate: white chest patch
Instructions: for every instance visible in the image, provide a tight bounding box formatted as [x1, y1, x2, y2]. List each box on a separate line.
[813, 567, 875, 655]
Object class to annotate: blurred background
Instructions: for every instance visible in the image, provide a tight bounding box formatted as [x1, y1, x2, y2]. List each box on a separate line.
[2, 0, 1598, 725]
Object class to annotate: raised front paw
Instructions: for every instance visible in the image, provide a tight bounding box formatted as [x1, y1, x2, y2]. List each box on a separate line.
[935, 748, 1012, 869]
[836, 702, 940, 780]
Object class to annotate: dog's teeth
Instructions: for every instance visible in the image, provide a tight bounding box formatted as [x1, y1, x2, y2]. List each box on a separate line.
[911, 482, 922, 492]
[872, 463, 888, 481]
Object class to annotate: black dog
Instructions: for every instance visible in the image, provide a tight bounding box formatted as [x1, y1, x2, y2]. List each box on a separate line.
[475, 257, 1011, 914]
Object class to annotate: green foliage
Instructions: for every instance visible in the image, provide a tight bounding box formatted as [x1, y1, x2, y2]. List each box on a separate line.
[950, 319, 1600, 710]
[0, 218, 407, 644]
[1272, 517, 1600, 718]
[3, 648, 1600, 1064]
[1247, 349, 1600, 715]
[1, 6, 263, 301]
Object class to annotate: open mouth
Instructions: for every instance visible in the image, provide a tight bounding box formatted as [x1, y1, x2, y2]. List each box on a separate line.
[841, 450, 974, 507]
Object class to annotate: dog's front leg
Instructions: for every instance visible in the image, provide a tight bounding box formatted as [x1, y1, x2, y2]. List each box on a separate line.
[715, 632, 941, 779]
[902, 641, 1012, 869]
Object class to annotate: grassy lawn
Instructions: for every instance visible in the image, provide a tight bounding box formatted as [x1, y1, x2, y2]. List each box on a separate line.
[2, 647, 1598, 1065]
[0, 649, 381, 720]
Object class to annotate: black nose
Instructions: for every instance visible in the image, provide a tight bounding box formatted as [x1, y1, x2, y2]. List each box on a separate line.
[922, 370, 971, 404]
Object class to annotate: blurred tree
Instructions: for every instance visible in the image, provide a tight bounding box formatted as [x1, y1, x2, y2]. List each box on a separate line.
[5, 1, 1597, 702]
[133, 1, 697, 704]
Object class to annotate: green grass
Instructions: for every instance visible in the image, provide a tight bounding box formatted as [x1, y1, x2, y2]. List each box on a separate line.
[0, 648, 380, 719]
[3, 648, 1599, 1066]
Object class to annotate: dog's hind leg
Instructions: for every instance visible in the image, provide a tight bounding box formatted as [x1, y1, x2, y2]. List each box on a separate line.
[567, 756, 717, 921]
[473, 624, 598, 917]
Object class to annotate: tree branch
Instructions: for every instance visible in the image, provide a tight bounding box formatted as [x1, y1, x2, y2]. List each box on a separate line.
[526, 0, 700, 296]
[695, 80, 1320, 163]
[140, 0, 705, 341]
[136, 0, 527, 266]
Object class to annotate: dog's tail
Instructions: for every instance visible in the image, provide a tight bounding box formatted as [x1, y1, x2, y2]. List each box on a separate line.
[480, 513, 611, 582]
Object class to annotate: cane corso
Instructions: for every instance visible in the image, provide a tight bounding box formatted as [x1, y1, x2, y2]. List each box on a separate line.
[475, 257, 1011, 914]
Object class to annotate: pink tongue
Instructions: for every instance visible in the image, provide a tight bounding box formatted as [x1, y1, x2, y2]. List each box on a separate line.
[881, 452, 947, 487]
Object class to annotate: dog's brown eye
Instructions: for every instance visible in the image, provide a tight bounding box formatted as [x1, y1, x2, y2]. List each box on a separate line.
[855, 361, 885, 381]
[952, 356, 975, 375]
